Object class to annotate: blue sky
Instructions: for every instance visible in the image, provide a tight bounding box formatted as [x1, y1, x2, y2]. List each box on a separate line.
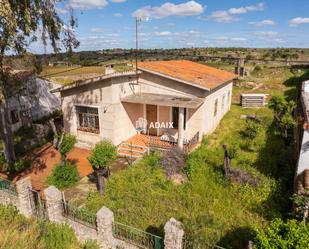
[31, 0, 309, 53]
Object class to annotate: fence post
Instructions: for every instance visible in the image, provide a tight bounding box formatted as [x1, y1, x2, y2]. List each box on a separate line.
[15, 176, 36, 218]
[44, 186, 65, 223]
[96, 206, 115, 249]
[164, 218, 185, 249]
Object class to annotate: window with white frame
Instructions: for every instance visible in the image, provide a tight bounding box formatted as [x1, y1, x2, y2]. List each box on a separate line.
[221, 94, 225, 111]
[76, 106, 100, 134]
[227, 90, 231, 105]
[214, 98, 218, 117]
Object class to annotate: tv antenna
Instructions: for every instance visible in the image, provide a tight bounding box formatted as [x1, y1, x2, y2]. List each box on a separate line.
[134, 16, 149, 84]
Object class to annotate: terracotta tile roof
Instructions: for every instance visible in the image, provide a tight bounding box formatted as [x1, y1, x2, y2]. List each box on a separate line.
[138, 60, 237, 90]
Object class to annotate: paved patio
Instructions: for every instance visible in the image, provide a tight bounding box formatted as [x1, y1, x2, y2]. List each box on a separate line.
[14, 143, 93, 191]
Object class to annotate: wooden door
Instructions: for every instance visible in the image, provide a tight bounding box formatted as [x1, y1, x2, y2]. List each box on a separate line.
[146, 104, 157, 136]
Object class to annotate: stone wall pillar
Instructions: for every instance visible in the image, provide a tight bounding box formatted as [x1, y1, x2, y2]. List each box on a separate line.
[96, 206, 115, 249]
[44, 186, 65, 223]
[164, 218, 185, 249]
[16, 176, 36, 218]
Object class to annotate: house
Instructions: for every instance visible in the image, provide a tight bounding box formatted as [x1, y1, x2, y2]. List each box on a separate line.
[295, 80, 309, 193]
[55, 60, 236, 156]
[4, 68, 61, 132]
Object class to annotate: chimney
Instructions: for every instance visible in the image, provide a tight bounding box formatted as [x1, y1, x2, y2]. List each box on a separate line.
[105, 64, 115, 75]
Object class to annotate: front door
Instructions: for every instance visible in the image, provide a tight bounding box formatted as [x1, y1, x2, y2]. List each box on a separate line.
[146, 104, 157, 136]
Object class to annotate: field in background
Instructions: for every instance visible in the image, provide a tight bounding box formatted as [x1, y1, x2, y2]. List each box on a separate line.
[40, 63, 132, 85]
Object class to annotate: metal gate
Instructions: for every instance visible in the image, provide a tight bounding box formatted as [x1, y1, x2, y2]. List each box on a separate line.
[30, 189, 48, 220]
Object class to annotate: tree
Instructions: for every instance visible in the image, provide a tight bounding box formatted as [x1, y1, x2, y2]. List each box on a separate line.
[88, 140, 117, 195]
[269, 95, 296, 143]
[0, 1, 78, 167]
[58, 134, 77, 164]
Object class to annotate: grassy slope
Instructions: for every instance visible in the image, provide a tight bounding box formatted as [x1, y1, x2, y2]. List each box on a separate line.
[0, 205, 98, 249]
[85, 66, 309, 248]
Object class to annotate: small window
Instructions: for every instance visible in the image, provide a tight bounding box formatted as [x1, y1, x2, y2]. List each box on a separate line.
[10, 110, 19, 124]
[227, 90, 231, 105]
[222, 94, 225, 111]
[76, 106, 100, 134]
[172, 107, 187, 130]
[214, 99, 218, 117]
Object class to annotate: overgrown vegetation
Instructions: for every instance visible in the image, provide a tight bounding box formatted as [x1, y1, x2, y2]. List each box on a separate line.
[83, 64, 308, 247]
[253, 219, 309, 249]
[0, 204, 98, 249]
[47, 161, 80, 190]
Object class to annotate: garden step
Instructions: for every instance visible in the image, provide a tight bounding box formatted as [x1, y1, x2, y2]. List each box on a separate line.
[117, 150, 143, 158]
[118, 145, 147, 154]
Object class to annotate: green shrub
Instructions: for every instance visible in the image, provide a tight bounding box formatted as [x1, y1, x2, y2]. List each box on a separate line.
[42, 222, 79, 249]
[243, 119, 262, 140]
[13, 159, 31, 172]
[59, 134, 77, 159]
[47, 161, 80, 189]
[253, 219, 309, 249]
[143, 151, 161, 168]
[88, 140, 117, 170]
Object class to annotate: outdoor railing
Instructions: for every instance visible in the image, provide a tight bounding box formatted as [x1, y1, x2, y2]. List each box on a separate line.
[0, 177, 17, 195]
[62, 201, 96, 228]
[112, 221, 164, 249]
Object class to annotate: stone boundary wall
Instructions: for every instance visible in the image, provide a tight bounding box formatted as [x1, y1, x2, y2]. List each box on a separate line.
[0, 177, 36, 218]
[0, 177, 185, 249]
[44, 185, 185, 249]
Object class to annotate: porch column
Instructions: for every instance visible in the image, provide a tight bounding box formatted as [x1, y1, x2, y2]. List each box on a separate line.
[178, 107, 184, 149]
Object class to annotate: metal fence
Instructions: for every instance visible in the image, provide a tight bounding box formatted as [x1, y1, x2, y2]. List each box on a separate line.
[0, 177, 17, 195]
[112, 221, 164, 249]
[62, 201, 97, 228]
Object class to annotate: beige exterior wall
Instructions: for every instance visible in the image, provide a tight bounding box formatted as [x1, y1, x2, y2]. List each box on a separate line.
[203, 82, 233, 134]
[61, 72, 233, 147]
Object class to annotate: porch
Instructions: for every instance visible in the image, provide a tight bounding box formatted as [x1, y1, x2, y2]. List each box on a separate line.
[117, 133, 200, 159]
[121, 92, 203, 150]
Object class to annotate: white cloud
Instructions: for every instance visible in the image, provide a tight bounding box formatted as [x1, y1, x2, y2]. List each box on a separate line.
[154, 31, 172, 36]
[256, 31, 278, 37]
[110, 0, 127, 2]
[68, 0, 108, 9]
[249, 19, 276, 27]
[133, 1, 204, 19]
[289, 17, 309, 26]
[209, 2, 265, 23]
[114, 13, 123, 17]
[231, 37, 247, 42]
[90, 28, 104, 33]
[208, 11, 234, 23]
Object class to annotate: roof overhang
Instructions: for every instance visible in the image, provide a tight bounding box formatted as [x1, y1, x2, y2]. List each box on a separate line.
[51, 71, 141, 93]
[138, 67, 211, 91]
[121, 92, 204, 109]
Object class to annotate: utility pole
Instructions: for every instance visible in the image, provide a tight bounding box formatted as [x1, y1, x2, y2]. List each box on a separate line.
[135, 17, 142, 83]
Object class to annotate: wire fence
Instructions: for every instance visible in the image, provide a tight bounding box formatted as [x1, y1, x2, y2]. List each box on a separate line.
[112, 221, 164, 249]
[62, 201, 97, 228]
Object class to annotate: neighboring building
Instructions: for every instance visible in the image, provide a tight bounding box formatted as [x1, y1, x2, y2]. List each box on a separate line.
[5, 68, 61, 132]
[55, 60, 236, 154]
[296, 80, 309, 193]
